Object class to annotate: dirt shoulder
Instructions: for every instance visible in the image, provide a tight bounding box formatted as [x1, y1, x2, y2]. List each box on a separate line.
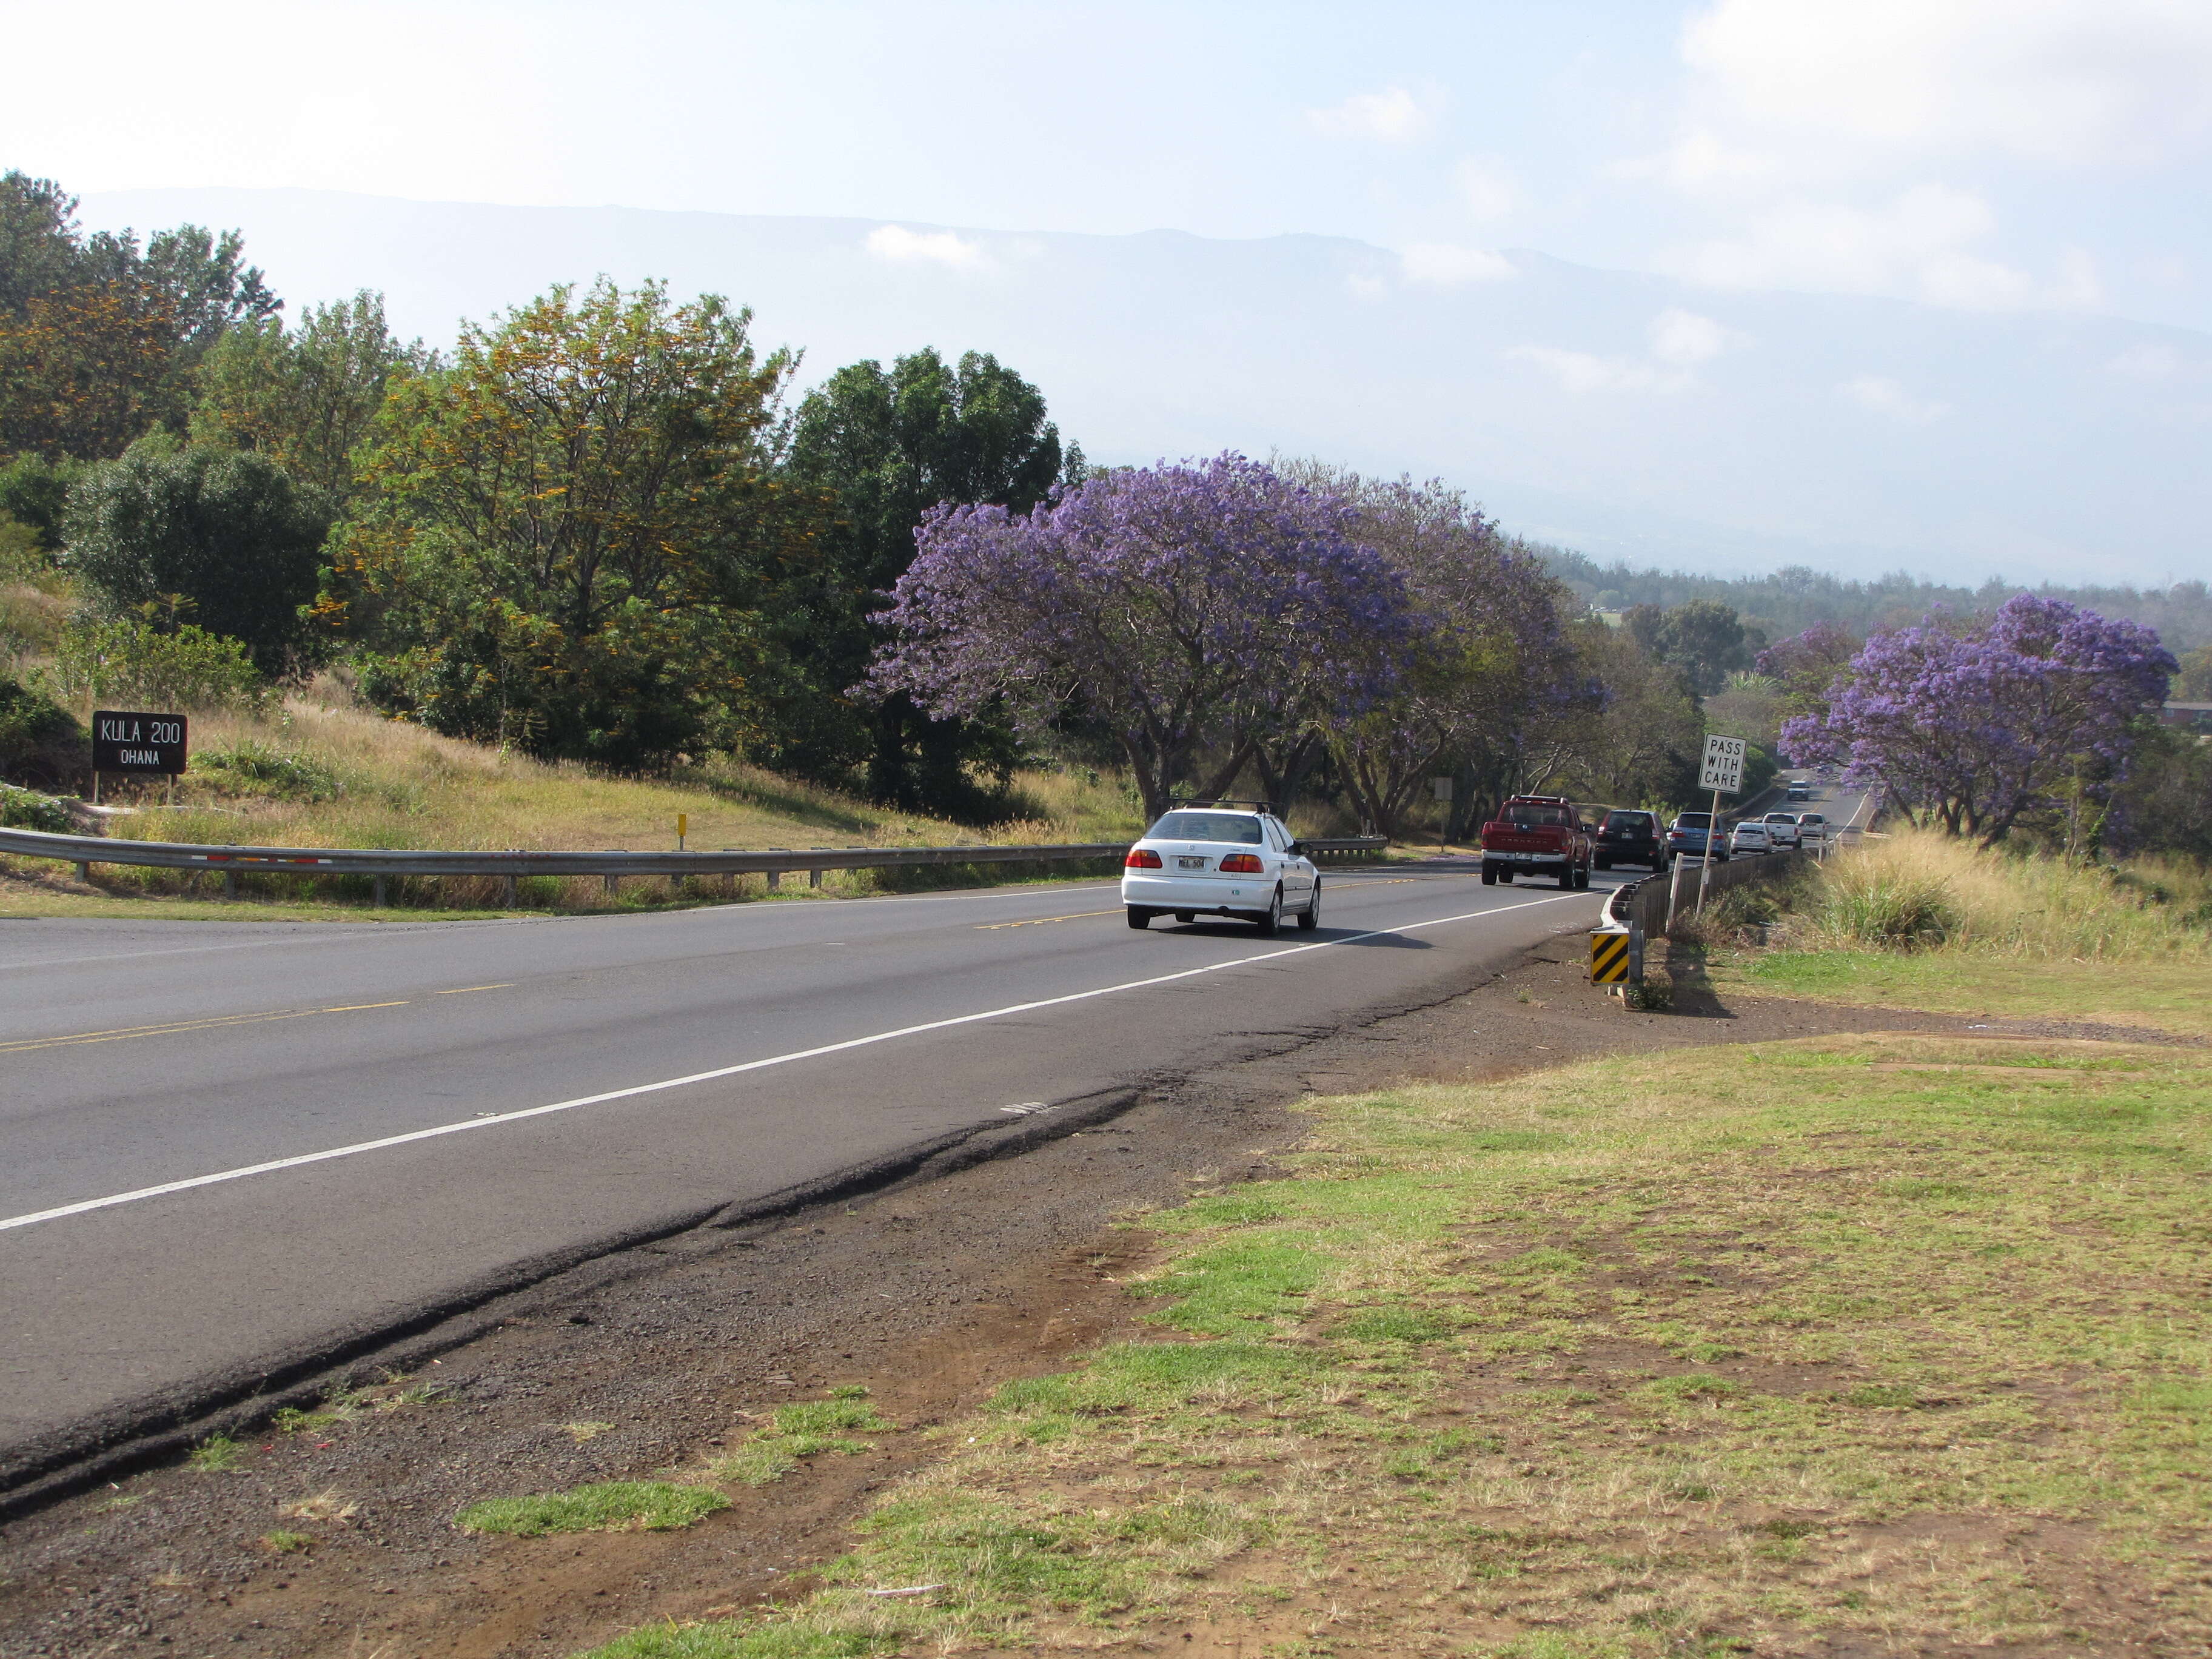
[0, 942, 2062, 1659]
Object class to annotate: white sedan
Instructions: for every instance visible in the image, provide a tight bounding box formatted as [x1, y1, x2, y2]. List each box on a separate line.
[1729, 820, 1774, 856]
[1122, 808, 1320, 934]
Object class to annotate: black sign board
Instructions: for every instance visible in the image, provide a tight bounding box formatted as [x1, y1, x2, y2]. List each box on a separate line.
[92, 709, 189, 776]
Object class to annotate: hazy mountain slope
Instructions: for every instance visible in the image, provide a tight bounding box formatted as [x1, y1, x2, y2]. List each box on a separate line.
[79, 188, 2212, 585]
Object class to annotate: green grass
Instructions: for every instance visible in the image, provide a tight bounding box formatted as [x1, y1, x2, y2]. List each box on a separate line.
[583, 1027, 2212, 1658]
[455, 1481, 729, 1538]
[260, 1529, 313, 1554]
[708, 1390, 896, 1487]
[1710, 943, 2212, 1037]
[184, 1435, 246, 1473]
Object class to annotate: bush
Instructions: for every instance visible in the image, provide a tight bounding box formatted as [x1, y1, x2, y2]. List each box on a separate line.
[1819, 864, 1958, 949]
[41, 616, 263, 711]
[0, 781, 73, 831]
[0, 675, 82, 789]
[63, 442, 328, 674]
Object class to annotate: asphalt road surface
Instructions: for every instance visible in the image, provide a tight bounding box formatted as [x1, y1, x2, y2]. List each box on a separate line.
[0, 857, 1643, 1481]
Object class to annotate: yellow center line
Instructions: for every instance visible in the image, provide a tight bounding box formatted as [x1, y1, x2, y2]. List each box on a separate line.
[976, 910, 1122, 930]
[1, 1000, 414, 1056]
[435, 984, 515, 994]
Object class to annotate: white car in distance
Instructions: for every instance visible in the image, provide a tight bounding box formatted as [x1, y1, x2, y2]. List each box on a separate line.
[1122, 808, 1320, 934]
[1795, 813, 1829, 844]
[1728, 820, 1774, 856]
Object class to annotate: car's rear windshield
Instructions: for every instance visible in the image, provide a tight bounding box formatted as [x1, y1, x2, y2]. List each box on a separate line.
[1502, 804, 1569, 826]
[1603, 811, 1652, 830]
[1765, 813, 1796, 823]
[1677, 813, 1712, 828]
[1800, 814, 1825, 823]
[1148, 812, 1263, 844]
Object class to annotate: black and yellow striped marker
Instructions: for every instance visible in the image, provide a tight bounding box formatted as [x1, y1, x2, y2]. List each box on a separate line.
[1590, 927, 1630, 984]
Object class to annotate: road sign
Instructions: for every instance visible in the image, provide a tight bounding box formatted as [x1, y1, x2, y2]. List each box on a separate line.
[1590, 927, 1629, 984]
[92, 710, 188, 776]
[1698, 734, 1746, 795]
[1429, 777, 1453, 800]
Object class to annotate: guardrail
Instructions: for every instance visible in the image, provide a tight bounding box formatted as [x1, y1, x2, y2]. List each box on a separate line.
[0, 825, 1387, 904]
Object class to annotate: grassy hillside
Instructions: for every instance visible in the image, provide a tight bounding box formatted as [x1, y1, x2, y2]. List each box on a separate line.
[1, 684, 1147, 918]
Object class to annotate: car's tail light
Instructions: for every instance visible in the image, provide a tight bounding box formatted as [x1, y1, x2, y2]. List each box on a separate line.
[1219, 853, 1263, 873]
[1125, 848, 1162, 868]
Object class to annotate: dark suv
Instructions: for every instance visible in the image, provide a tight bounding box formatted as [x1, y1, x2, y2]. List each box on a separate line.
[1594, 809, 1662, 871]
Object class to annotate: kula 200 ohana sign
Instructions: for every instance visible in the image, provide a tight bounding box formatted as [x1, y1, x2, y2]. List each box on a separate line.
[92, 709, 189, 779]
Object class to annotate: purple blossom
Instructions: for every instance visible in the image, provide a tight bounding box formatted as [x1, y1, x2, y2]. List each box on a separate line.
[1781, 594, 2176, 844]
[865, 454, 1419, 820]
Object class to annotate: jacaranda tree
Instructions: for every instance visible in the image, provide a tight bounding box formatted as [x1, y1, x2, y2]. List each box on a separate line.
[867, 454, 1416, 822]
[1781, 594, 2174, 845]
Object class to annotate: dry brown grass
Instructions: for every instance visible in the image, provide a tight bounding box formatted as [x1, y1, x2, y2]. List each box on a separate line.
[4, 682, 1145, 916]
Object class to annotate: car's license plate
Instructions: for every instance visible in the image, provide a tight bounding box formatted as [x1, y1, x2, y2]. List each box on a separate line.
[1178, 856, 1207, 870]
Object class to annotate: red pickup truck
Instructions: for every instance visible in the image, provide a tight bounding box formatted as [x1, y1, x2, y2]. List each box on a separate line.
[1480, 794, 1594, 889]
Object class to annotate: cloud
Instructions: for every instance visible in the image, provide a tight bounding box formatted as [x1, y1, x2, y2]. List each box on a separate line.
[2108, 343, 2183, 378]
[1839, 374, 1949, 423]
[1613, 130, 1782, 196]
[863, 224, 993, 272]
[1683, 0, 2212, 167]
[1663, 183, 2099, 310]
[1453, 156, 1518, 221]
[1307, 85, 1430, 142]
[1511, 347, 1674, 395]
[1509, 309, 1746, 394]
[1398, 244, 1515, 287]
[1649, 307, 1746, 367]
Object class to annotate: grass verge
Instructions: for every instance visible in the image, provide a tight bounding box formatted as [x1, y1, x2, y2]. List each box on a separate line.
[1689, 828, 2211, 1038]
[581, 1027, 2212, 1657]
[457, 1481, 731, 1539]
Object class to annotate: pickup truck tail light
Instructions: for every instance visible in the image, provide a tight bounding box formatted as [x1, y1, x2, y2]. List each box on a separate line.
[1125, 848, 1162, 868]
[1219, 853, 1264, 873]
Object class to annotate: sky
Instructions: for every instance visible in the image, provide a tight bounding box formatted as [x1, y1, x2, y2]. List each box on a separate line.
[5, 0, 2210, 332]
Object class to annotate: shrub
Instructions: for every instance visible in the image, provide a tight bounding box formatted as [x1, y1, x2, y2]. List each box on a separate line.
[0, 676, 82, 789]
[0, 782, 73, 831]
[1819, 863, 1957, 949]
[41, 616, 263, 711]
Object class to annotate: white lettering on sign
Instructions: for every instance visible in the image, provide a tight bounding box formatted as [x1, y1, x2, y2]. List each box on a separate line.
[1699, 734, 1747, 794]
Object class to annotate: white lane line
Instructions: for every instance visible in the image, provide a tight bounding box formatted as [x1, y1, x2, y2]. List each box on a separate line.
[0, 890, 1592, 1235]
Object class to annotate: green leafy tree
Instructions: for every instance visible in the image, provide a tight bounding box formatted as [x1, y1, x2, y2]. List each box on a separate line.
[0, 451, 78, 549]
[192, 290, 435, 503]
[325, 279, 819, 766]
[64, 440, 329, 672]
[779, 347, 1076, 811]
[1625, 598, 1760, 699]
[0, 171, 278, 460]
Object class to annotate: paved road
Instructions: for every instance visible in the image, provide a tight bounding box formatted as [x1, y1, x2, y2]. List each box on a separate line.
[1, 859, 1629, 1480]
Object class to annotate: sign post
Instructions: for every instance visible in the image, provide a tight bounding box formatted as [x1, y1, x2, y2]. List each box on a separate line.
[1694, 734, 1746, 918]
[1429, 777, 1452, 848]
[91, 710, 188, 806]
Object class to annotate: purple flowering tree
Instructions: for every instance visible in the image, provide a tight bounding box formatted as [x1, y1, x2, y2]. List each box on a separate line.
[866, 454, 1418, 822]
[1781, 594, 2175, 845]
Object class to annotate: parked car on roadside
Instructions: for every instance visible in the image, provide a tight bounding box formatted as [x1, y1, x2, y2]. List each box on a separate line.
[1480, 795, 1595, 888]
[1762, 811, 1802, 848]
[1122, 807, 1319, 933]
[1664, 811, 1728, 863]
[1594, 808, 1663, 871]
[1729, 820, 1774, 856]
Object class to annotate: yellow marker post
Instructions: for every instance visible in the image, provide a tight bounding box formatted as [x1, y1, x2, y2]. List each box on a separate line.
[1590, 927, 1629, 987]
[677, 813, 688, 851]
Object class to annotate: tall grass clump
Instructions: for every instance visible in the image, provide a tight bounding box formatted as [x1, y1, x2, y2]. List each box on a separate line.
[1803, 828, 2210, 960]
